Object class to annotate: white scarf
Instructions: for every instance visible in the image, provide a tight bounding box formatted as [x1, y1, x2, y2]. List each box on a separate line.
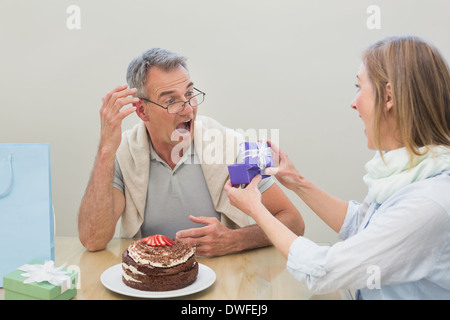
[363, 146, 450, 204]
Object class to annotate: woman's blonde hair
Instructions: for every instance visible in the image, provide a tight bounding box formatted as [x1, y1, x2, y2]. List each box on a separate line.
[362, 35, 450, 163]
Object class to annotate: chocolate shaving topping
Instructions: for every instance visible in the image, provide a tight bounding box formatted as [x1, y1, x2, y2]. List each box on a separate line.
[128, 239, 195, 267]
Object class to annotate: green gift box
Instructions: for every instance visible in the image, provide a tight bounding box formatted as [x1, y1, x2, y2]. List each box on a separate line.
[2, 260, 78, 300]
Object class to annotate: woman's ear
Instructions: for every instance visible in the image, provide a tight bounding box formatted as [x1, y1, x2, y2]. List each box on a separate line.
[385, 83, 394, 112]
[134, 101, 149, 121]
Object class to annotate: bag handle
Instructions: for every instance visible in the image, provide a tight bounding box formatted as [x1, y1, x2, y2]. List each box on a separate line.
[0, 154, 13, 198]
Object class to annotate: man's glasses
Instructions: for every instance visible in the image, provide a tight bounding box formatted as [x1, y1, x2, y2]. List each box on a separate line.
[139, 87, 205, 114]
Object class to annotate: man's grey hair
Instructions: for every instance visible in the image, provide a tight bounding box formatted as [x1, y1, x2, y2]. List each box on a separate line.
[126, 48, 188, 98]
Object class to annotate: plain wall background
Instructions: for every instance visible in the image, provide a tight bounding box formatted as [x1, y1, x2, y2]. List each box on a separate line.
[1, 0, 449, 245]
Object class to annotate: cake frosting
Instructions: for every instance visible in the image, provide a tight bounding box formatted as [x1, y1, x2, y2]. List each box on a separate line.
[121, 235, 198, 291]
[127, 239, 196, 268]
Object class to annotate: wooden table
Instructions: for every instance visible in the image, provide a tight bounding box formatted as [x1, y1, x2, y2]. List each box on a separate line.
[1, 237, 341, 300]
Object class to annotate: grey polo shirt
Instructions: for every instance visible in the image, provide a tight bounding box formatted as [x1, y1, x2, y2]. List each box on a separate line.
[113, 140, 274, 238]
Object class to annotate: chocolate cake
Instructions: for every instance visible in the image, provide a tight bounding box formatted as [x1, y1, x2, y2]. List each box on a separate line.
[122, 235, 198, 291]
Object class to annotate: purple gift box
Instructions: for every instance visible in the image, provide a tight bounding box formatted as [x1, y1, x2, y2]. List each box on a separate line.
[241, 142, 274, 168]
[227, 142, 273, 185]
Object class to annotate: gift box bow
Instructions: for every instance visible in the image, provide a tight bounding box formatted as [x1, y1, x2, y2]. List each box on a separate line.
[18, 260, 76, 293]
[227, 141, 273, 185]
[241, 141, 273, 170]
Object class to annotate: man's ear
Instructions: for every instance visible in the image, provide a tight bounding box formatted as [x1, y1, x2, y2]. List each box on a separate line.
[385, 83, 394, 112]
[134, 101, 149, 121]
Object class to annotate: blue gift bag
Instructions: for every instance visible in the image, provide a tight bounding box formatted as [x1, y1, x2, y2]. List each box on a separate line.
[0, 144, 54, 287]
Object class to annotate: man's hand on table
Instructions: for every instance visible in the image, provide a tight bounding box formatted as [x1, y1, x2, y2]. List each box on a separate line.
[175, 216, 237, 257]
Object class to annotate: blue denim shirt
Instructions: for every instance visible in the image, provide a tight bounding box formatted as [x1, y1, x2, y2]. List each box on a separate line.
[287, 170, 450, 299]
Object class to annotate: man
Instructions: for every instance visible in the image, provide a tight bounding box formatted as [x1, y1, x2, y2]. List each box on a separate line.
[78, 48, 304, 256]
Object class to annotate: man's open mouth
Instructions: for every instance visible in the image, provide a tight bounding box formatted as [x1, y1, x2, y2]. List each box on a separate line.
[175, 119, 192, 135]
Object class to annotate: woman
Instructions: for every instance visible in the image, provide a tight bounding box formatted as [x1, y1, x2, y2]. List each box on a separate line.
[224, 35, 450, 299]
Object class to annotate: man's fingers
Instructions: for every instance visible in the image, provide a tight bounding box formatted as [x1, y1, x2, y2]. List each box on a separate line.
[101, 86, 137, 120]
[101, 94, 138, 123]
[103, 84, 128, 106]
[111, 89, 138, 110]
[103, 86, 137, 110]
[189, 215, 218, 225]
[176, 216, 219, 239]
[176, 225, 208, 239]
[117, 105, 137, 120]
[113, 96, 139, 111]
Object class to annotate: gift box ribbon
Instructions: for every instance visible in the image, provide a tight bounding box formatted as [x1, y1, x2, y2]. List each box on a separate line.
[18, 260, 73, 293]
[242, 141, 272, 170]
